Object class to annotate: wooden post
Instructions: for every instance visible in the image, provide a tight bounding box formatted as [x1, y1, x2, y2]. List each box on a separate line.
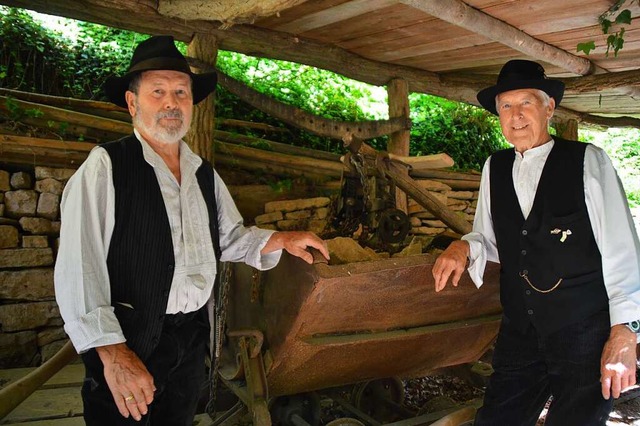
[554, 117, 579, 141]
[387, 78, 411, 214]
[186, 34, 218, 163]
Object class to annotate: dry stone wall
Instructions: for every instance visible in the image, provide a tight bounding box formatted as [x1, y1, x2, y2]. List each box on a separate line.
[0, 166, 74, 368]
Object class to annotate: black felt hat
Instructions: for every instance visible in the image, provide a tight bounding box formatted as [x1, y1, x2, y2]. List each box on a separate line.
[104, 35, 217, 108]
[477, 60, 565, 115]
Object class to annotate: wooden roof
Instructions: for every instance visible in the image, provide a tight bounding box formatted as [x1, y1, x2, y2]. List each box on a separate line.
[3, 0, 640, 127]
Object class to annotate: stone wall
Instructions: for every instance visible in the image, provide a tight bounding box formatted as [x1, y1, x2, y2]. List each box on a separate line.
[0, 166, 75, 368]
[408, 179, 478, 237]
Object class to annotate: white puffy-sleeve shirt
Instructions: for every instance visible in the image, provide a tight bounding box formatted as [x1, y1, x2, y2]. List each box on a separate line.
[55, 132, 281, 353]
[463, 139, 640, 328]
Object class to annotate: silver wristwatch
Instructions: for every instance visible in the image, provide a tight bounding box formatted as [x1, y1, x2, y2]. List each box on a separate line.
[625, 320, 640, 334]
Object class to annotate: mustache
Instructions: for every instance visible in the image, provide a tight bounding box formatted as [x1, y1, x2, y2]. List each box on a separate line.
[156, 110, 183, 120]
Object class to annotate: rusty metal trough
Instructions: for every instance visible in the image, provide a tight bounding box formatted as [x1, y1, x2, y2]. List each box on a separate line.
[219, 251, 501, 423]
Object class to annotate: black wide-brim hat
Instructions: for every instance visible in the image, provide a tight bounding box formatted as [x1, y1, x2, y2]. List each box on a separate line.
[104, 35, 217, 108]
[477, 59, 565, 115]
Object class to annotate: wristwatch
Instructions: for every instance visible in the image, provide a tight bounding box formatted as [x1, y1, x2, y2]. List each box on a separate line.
[626, 320, 640, 333]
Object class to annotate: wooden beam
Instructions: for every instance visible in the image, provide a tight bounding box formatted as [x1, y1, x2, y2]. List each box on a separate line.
[398, 0, 595, 76]
[210, 64, 411, 140]
[157, 0, 309, 25]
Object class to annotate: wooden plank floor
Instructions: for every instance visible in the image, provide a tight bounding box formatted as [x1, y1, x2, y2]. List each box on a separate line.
[0, 364, 230, 425]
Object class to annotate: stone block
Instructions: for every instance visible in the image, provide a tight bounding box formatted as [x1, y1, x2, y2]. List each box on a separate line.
[415, 179, 452, 192]
[423, 220, 447, 228]
[326, 237, 379, 265]
[0, 269, 55, 300]
[446, 201, 468, 211]
[410, 216, 422, 227]
[0, 225, 19, 248]
[0, 248, 54, 268]
[259, 224, 277, 230]
[4, 190, 38, 218]
[19, 217, 55, 234]
[0, 204, 4, 217]
[0, 192, 4, 202]
[308, 219, 327, 235]
[411, 211, 436, 220]
[276, 219, 305, 231]
[37, 193, 60, 220]
[22, 235, 49, 248]
[10, 171, 33, 189]
[265, 197, 330, 214]
[255, 211, 283, 225]
[51, 221, 61, 234]
[447, 190, 475, 200]
[285, 210, 311, 220]
[0, 331, 38, 368]
[37, 326, 68, 346]
[0, 170, 10, 192]
[35, 167, 76, 182]
[41, 339, 69, 363]
[0, 301, 61, 332]
[411, 226, 445, 236]
[35, 178, 65, 195]
[392, 241, 423, 258]
[311, 207, 329, 220]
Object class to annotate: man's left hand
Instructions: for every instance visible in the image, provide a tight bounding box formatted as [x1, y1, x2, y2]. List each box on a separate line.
[262, 231, 329, 264]
[600, 324, 638, 399]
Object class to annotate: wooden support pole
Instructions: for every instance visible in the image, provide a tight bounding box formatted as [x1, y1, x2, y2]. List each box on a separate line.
[186, 34, 218, 163]
[553, 117, 579, 141]
[387, 78, 411, 214]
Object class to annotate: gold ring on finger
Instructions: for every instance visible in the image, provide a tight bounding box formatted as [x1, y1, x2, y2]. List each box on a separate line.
[125, 395, 135, 402]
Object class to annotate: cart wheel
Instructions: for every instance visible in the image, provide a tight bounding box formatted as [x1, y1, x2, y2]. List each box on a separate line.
[351, 377, 405, 422]
[270, 392, 321, 426]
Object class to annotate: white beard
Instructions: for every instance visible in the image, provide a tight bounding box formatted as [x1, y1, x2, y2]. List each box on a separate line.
[133, 101, 190, 145]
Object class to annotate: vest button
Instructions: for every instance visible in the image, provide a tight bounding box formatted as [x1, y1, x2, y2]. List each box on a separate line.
[527, 309, 534, 315]
[168, 264, 174, 271]
[521, 230, 528, 236]
[521, 250, 527, 256]
[525, 289, 531, 295]
[522, 269, 528, 275]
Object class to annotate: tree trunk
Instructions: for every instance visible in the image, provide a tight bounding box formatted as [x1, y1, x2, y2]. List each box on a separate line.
[185, 34, 218, 163]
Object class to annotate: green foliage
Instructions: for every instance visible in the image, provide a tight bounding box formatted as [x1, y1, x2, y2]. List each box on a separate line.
[577, 0, 637, 57]
[0, 6, 146, 98]
[407, 94, 507, 170]
[580, 127, 640, 207]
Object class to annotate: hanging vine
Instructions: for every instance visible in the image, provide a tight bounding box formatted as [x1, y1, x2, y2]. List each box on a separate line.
[577, 0, 637, 57]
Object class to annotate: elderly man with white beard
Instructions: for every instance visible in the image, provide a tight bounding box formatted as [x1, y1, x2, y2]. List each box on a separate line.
[54, 35, 329, 426]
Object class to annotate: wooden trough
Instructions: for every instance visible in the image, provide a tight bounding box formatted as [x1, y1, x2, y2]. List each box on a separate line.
[219, 252, 501, 424]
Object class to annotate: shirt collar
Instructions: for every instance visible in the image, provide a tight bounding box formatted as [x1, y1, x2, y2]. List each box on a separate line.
[514, 138, 554, 160]
[133, 129, 203, 179]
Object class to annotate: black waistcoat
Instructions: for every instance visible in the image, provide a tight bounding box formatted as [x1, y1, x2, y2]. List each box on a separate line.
[490, 137, 608, 335]
[102, 134, 220, 361]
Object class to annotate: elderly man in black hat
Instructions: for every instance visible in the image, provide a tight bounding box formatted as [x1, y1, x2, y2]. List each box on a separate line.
[54, 35, 329, 425]
[433, 59, 640, 425]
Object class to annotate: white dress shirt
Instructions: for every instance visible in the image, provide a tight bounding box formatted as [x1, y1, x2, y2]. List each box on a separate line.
[55, 131, 281, 353]
[463, 139, 640, 327]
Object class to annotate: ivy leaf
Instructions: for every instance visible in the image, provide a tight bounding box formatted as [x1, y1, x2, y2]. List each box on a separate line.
[600, 17, 613, 33]
[577, 41, 596, 55]
[615, 9, 632, 25]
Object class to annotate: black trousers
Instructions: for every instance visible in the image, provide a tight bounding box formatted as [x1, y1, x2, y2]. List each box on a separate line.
[474, 310, 613, 426]
[81, 310, 210, 426]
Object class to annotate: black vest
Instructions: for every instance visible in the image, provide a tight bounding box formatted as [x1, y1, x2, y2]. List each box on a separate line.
[490, 138, 608, 335]
[102, 134, 220, 361]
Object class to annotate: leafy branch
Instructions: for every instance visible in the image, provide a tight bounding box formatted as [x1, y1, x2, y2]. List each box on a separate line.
[577, 0, 636, 57]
